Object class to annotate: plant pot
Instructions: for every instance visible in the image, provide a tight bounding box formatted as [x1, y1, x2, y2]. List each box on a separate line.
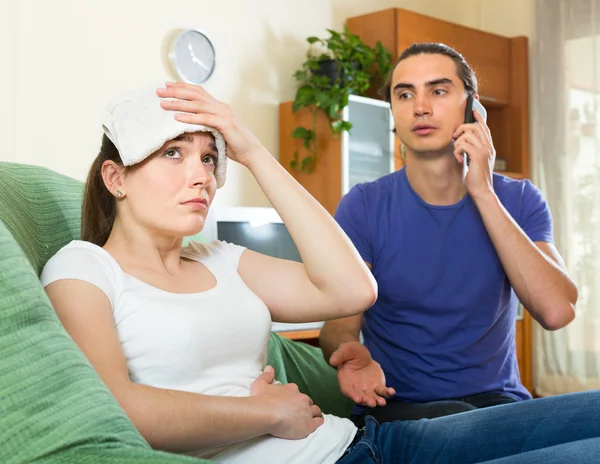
[313, 59, 339, 83]
[313, 60, 364, 88]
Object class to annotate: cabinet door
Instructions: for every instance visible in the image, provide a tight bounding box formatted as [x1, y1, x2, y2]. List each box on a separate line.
[343, 96, 395, 193]
[279, 101, 343, 215]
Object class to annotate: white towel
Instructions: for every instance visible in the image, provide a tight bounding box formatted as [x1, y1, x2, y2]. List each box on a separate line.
[102, 82, 227, 188]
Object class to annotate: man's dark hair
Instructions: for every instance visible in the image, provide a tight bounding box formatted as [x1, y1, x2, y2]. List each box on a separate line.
[379, 42, 478, 103]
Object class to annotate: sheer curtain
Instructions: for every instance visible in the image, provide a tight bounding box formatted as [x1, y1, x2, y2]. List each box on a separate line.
[532, 0, 600, 396]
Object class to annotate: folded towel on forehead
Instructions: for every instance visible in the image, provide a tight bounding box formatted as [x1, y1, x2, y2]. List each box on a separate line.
[102, 82, 228, 188]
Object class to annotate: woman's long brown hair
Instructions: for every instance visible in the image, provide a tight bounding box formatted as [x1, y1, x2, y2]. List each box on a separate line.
[81, 134, 126, 246]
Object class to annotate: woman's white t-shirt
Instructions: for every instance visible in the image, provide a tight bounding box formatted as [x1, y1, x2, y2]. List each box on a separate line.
[40, 240, 357, 463]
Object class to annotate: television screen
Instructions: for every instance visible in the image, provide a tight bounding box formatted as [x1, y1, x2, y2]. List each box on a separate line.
[217, 221, 302, 263]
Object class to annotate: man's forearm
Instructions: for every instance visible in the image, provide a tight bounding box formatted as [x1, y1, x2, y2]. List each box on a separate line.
[319, 316, 362, 362]
[473, 191, 577, 330]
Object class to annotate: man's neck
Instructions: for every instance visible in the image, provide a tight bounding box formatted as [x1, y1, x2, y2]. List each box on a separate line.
[404, 153, 467, 206]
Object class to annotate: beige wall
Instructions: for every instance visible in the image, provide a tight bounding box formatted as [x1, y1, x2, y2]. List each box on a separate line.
[0, 0, 16, 163]
[464, 0, 534, 37]
[2, 0, 533, 208]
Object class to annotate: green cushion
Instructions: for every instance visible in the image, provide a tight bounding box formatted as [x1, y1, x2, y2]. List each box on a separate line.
[0, 219, 200, 463]
[0, 162, 83, 275]
[267, 334, 353, 418]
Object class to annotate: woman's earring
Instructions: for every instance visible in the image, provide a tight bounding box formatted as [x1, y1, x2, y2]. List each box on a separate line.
[401, 144, 407, 159]
[115, 190, 123, 198]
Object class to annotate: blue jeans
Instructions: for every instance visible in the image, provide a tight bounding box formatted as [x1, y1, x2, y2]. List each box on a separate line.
[337, 390, 600, 463]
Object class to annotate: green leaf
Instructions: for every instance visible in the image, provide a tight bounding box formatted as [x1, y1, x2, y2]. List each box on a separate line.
[327, 103, 341, 119]
[301, 156, 314, 174]
[290, 151, 299, 170]
[291, 127, 310, 139]
[326, 29, 343, 40]
[307, 36, 320, 44]
[303, 130, 315, 149]
[293, 69, 308, 82]
[292, 85, 316, 112]
[339, 92, 350, 108]
[315, 92, 331, 109]
[331, 119, 352, 134]
[340, 120, 353, 132]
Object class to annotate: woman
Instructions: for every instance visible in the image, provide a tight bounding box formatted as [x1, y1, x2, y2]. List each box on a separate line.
[42, 82, 600, 463]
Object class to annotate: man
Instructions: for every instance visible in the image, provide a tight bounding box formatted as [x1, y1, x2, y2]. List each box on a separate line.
[320, 43, 578, 425]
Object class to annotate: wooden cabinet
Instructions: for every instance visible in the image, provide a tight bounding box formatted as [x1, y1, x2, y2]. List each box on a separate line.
[279, 8, 534, 393]
[279, 101, 344, 216]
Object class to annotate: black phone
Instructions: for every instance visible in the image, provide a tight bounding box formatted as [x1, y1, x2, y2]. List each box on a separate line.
[462, 95, 487, 171]
[464, 94, 487, 124]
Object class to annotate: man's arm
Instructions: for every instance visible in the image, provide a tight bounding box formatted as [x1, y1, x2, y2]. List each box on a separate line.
[454, 109, 577, 331]
[319, 263, 396, 407]
[319, 277, 395, 407]
[319, 262, 369, 361]
[473, 193, 577, 330]
[320, 313, 364, 362]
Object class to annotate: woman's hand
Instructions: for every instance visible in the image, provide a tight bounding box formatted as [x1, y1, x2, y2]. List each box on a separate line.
[156, 82, 266, 167]
[452, 109, 496, 200]
[251, 366, 324, 439]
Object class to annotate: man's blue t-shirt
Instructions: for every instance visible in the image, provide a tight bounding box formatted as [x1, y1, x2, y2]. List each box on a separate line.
[334, 167, 553, 406]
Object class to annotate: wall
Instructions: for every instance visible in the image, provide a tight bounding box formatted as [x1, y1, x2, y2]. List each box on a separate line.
[1, 0, 534, 208]
[1, 0, 333, 209]
[0, 0, 16, 163]
[466, 0, 534, 38]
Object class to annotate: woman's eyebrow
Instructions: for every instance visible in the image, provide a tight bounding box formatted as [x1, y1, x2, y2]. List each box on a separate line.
[172, 135, 194, 143]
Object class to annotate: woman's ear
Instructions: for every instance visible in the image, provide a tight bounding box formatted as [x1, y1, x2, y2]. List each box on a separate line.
[101, 160, 127, 198]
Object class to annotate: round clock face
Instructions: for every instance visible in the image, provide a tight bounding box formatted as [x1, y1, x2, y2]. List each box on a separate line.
[169, 29, 216, 84]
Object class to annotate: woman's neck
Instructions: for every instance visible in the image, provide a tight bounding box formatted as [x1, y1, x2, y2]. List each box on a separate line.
[103, 218, 185, 276]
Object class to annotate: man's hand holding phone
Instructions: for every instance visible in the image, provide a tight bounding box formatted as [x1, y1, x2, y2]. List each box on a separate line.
[453, 97, 496, 200]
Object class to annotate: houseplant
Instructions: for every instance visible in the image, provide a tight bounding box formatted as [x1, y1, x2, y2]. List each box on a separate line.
[290, 28, 392, 173]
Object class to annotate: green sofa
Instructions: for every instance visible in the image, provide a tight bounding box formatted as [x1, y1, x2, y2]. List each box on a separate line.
[0, 162, 352, 463]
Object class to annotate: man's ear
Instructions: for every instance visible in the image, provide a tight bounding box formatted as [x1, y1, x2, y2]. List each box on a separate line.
[101, 160, 126, 197]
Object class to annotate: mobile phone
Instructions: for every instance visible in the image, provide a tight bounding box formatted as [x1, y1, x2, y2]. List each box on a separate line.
[462, 95, 488, 176]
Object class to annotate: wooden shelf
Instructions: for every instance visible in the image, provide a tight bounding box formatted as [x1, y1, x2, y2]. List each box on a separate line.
[479, 97, 509, 109]
[277, 329, 321, 341]
[496, 171, 525, 179]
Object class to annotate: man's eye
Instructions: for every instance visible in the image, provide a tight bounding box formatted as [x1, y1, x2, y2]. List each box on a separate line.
[398, 92, 412, 100]
[433, 89, 447, 96]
